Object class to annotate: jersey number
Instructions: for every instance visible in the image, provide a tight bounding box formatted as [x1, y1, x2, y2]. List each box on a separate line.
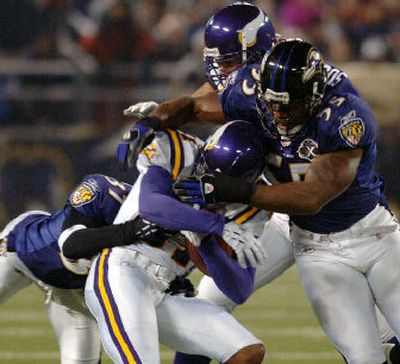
[289, 163, 310, 182]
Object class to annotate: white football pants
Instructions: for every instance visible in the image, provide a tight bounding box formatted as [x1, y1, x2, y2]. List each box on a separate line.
[85, 247, 261, 364]
[0, 252, 101, 364]
[292, 204, 400, 364]
[196, 211, 397, 355]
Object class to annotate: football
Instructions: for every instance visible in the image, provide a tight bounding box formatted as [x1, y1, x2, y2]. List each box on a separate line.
[186, 236, 234, 276]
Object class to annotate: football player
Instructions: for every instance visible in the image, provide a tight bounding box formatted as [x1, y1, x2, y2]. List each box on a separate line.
[84, 120, 269, 364]
[118, 1, 277, 165]
[119, 0, 293, 317]
[0, 173, 171, 364]
[117, 3, 400, 362]
[175, 39, 400, 364]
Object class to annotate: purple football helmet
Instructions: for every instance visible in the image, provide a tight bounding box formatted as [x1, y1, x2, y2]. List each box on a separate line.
[196, 120, 266, 182]
[204, 2, 276, 91]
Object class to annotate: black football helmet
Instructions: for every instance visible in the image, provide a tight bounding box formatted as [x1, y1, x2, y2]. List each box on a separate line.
[258, 39, 326, 141]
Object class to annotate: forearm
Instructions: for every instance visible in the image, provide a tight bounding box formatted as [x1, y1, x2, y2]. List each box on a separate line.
[140, 192, 224, 235]
[60, 220, 141, 259]
[198, 236, 254, 304]
[139, 167, 225, 235]
[149, 92, 225, 129]
[251, 182, 334, 215]
[251, 150, 361, 214]
[150, 96, 196, 129]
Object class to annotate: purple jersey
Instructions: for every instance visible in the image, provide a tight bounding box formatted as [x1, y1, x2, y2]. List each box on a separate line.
[220, 63, 386, 233]
[219, 62, 266, 127]
[6, 174, 130, 288]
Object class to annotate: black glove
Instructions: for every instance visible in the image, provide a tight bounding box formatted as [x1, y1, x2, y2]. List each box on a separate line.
[166, 276, 196, 297]
[125, 217, 175, 247]
[173, 173, 255, 204]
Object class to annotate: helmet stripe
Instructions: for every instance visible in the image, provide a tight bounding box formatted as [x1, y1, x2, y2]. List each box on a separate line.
[269, 48, 285, 92]
[281, 46, 295, 93]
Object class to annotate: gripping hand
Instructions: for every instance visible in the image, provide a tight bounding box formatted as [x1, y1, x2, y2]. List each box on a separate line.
[173, 173, 255, 205]
[123, 101, 159, 118]
[129, 216, 173, 247]
[116, 116, 161, 171]
[222, 222, 267, 269]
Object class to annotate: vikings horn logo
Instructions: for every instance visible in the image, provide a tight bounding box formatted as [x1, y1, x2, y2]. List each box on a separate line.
[303, 48, 323, 83]
[297, 139, 319, 161]
[238, 10, 265, 48]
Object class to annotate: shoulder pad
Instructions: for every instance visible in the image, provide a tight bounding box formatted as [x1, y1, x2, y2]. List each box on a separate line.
[137, 130, 201, 180]
[317, 94, 376, 152]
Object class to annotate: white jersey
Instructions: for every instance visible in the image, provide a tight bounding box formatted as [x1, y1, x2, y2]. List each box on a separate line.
[114, 129, 270, 278]
[85, 130, 264, 362]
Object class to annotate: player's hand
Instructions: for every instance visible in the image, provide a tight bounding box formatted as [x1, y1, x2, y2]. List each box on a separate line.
[222, 221, 267, 269]
[173, 174, 216, 204]
[123, 101, 159, 118]
[181, 230, 208, 247]
[116, 117, 161, 171]
[166, 276, 196, 297]
[129, 217, 174, 247]
[173, 173, 255, 205]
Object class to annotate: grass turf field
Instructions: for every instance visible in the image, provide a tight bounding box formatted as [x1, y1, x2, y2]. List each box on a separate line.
[0, 266, 342, 363]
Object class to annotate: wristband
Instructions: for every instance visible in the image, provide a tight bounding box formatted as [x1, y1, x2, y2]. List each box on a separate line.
[214, 175, 255, 204]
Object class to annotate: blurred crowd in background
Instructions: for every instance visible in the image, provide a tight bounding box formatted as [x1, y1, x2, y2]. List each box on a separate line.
[0, 0, 399, 224]
[0, 0, 399, 65]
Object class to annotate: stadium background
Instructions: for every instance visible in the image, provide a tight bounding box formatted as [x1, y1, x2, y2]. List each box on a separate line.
[0, 0, 398, 363]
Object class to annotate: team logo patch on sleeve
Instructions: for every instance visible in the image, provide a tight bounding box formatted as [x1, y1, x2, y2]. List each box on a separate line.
[70, 179, 99, 207]
[339, 112, 365, 147]
[142, 143, 157, 162]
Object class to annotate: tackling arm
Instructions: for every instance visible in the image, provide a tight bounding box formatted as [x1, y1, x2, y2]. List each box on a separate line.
[149, 89, 226, 130]
[139, 165, 225, 235]
[174, 148, 363, 214]
[251, 148, 363, 215]
[60, 209, 168, 259]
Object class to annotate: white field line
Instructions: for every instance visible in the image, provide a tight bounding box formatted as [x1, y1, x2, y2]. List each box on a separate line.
[0, 308, 314, 322]
[253, 326, 327, 339]
[0, 352, 59, 360]
[0, 310, 46, 321]
[0, 351, 340, 362]
[234, 309, 314, 320]
[0, 328, 53, 336]
[0, 325, 327, 339]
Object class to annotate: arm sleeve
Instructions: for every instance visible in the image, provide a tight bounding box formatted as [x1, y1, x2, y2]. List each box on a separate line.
[62, 207, 99, 230]
[60, 219, 144, 259]
[321, 95, 377, 153]
[198, 236, 255, 304]
[139, 166, 225, 235]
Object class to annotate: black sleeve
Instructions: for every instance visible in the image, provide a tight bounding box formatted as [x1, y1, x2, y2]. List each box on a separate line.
[62, 218, 171, 260]
[62, 220, 138, 259]
[62, 207, 99, 230]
